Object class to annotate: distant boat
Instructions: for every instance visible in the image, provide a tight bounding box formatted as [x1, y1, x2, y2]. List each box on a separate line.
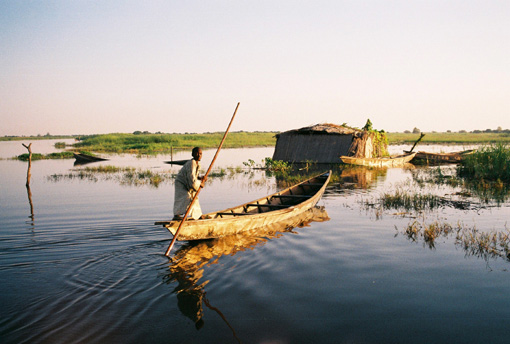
[155, 171, 331, 241]
[73, 153, 108, 165]
[404, 150, 474, 164]
[340, 152, 416, 168]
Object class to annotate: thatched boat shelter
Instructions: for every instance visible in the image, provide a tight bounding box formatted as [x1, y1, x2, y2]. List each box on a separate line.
[272, 123, 387, 163]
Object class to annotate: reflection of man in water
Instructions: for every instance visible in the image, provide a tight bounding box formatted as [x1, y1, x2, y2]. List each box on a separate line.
[177, 286, 205, 330]
[173, 147, 207, 220]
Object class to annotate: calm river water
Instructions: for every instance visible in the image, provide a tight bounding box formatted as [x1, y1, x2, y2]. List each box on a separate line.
[1, 140, 509, 343]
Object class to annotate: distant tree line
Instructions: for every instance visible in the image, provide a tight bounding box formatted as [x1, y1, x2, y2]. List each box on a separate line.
[403, 126, 509, 134]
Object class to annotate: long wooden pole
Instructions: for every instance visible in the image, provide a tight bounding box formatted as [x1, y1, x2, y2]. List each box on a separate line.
[165, 102, 240, 257]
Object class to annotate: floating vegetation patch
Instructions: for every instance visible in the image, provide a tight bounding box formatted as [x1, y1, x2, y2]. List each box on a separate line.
[16, 152, 74, 161]
[241, 157, 345, 186]
[361, 186, 476, 215]
[208, 166, 247, 179]
[457, 227, 510, 263]
[47, 164, 256, 188]
[399, 220, 458, 248]
[410, 164, 510, 206]
[48, 165, 171, 188]
[396, 220, 510, 264]
[243, 157, 291, 173]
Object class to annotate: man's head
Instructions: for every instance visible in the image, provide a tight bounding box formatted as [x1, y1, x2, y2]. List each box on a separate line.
[192, 147, 202, 161]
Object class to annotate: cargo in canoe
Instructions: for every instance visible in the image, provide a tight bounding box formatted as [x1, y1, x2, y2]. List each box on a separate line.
[155, 171, 331, 241]
[339, 152, 416, 168]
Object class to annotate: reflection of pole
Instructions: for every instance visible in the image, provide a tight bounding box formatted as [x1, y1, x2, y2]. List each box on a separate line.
[203, 293, 242, 344]
[22, 143, 32, 186]
[26, 184, 34, 225]
[22, 143, 34, 226]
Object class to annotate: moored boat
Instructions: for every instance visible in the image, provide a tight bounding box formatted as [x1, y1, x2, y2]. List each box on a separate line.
[155, 171, 331, 241]
[73, 152, 108, 164]
[164, 159, 189, 166]
[339, 152, 416, 168]
[404, 150, 474, 164]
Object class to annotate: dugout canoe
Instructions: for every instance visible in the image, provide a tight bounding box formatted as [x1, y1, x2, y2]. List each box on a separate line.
[73, 152, 108, 165]
[155, 171, 331, 241]
[404, 150, 474, 164]
[164, 159, 189, 166]
[339, 152, 416, 168]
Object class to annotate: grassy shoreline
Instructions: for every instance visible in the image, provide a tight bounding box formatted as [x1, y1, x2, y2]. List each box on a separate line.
[72, 132, 277, 153]
[3, 131, 510, 154]
[388, 132, 510, 145]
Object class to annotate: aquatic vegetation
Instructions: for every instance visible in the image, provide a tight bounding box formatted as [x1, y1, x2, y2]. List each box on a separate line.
[83, 165, 128, 173]
[458, 143, 510, 182]
[361, 184, 474, 214]
[48, 165, 171, 188]
[400, 220, 456, 248]
[457, 227, 510, 262]
[47, 164, 254, 188]
[263, 157, 291, 173]
[397, 219, 510, 263]
[242, 157, 293, 179]
[16, 152, 74, 161]
[380, 188, 443, 211]
[409, 163, 510, 206]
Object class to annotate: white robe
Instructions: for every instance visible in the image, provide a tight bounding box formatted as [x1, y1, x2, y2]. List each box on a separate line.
[173, 159, 202, 219]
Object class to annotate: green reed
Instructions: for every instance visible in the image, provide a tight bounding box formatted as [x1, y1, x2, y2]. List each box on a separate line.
[458, 143, 510, 182]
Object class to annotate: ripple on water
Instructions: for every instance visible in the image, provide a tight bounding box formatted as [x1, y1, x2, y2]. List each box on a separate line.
[0, 231, 178, 344]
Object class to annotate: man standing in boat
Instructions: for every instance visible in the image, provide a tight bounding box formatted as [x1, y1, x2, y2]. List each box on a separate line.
[173, 147, 207, 220]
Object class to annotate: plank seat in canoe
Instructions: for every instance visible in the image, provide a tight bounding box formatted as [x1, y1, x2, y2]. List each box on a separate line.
[271, 195, 313, 199]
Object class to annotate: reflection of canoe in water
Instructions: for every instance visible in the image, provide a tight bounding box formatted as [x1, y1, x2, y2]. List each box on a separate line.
[155, 171, 331, 241]
[73, 153, 108, 165]
[171, 206, 330, 270]
[340, 152, 416, 168]
[164, 206, 329, 331]
[404, 150, 474, 164]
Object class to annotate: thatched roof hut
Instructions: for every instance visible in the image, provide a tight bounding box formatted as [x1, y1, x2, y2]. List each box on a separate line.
[272, 123, 386, 163]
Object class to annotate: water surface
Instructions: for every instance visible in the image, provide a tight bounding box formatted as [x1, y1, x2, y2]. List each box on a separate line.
[1, 142, 509, 343]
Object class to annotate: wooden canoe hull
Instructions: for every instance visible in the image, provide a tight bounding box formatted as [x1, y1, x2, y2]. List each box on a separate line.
[164, 159, 189, 166]
[73, 153, 108, 164]
[340, 152, 416, 168]
[155, 171, 331, 241]
[405, 150, 474, 164]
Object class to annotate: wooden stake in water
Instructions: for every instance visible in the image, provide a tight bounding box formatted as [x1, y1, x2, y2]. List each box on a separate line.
[164, 102, 240, 257]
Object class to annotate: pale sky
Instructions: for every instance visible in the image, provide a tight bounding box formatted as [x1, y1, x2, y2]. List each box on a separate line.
[1, 1, 508, 136]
